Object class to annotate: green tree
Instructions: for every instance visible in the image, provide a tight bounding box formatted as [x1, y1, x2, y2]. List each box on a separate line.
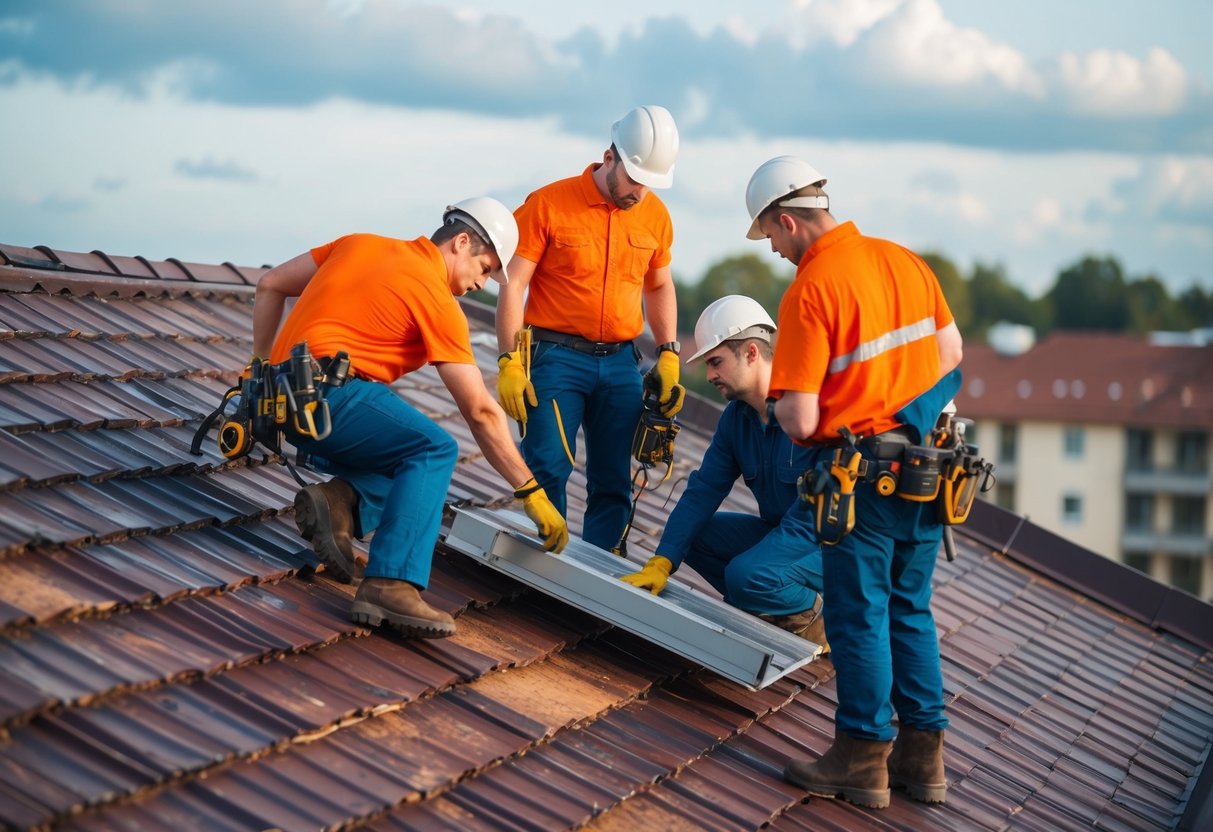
[1046, 255, 1130, 332]
[1125, 275, 1189, 333]
[694, 253, 790, 320]
[968, 261, 1044, 338]
[920, 251, 971, 334]
[1176, 283, 1213, 330]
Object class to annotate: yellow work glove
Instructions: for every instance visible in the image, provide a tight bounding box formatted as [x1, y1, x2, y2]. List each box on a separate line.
[497, 351, 537, 423]
[644, 351, 685, 417]
[515, 478, 568, 553]
[620, 555, 674, 595]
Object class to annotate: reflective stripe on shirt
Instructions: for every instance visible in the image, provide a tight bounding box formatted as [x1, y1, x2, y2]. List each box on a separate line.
[827, 316, 937, 376]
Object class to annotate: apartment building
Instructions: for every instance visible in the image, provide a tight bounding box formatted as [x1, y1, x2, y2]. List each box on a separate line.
[954, 328, 1213, 600]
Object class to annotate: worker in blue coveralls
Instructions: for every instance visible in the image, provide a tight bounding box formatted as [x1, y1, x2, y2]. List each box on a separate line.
[618, 295, 827, 650]
[742, 156, 964, 810]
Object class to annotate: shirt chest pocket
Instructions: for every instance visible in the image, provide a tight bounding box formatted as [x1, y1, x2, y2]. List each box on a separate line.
[546, 229, 592, 277]
[626, 229, 659, 283]
[778, 443, 814, 486]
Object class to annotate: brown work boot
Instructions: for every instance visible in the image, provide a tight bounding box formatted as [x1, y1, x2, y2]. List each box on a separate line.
[762, 593, 830, 654]
[784, 733, 892, 809]
[294, 478, 359, 584]
[889, 726, 947, 803]
[350, 577, 456, 639]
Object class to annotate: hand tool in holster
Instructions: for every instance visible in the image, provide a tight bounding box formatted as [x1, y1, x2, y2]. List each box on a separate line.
[927, 409, 996, 560]
[612, 390, 682, 557]
[798, 426, 866, 545]
[190, 342, 350, 486]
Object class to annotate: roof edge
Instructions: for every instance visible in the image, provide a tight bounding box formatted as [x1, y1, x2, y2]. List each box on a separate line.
[964, 500, 1213, 651]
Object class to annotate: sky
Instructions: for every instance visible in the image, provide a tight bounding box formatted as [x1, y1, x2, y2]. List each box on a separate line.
[2, 0, 1211, 299]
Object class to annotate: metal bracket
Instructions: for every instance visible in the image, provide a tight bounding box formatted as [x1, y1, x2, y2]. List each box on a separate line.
[446, 506, 821, 689]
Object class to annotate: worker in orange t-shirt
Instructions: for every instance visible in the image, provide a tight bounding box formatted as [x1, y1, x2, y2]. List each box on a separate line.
[251, 198, 567, 639]
[495, 105, 685, 551]
[744, 157, 964, 809]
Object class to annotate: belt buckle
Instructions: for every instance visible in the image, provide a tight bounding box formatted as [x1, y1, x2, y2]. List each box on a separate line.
[591, 342, 612, 357]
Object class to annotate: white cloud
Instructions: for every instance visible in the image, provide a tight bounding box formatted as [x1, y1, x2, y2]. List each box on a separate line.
[785, 0, 901, 48]
[1101, 157, 1213, 225]
[853, 0, 1043, 96]
[1056, 47, 1187, 116]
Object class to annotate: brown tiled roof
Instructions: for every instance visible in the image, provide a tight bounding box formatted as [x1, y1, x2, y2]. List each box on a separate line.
[0, 244, 1210, 830]
[956, 333, 1213, 429]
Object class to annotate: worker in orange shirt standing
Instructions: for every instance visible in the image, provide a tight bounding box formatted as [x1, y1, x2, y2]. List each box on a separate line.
[744, 157, 963, 809]
[252, 198, 567, 640]
[496, 105, 684, 551]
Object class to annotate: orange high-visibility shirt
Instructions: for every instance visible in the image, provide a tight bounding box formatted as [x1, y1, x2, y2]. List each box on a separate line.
[769, 222, 954, 443]
[270, 234, 474, 383]
[514, 165, 673, 343]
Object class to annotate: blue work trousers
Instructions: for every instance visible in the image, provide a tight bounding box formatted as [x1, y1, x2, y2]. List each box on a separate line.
[824, 477, 948, 741]
[289, 379, 457, 588]
[682, 510, 823, 616]
[522, 342, 643, 551]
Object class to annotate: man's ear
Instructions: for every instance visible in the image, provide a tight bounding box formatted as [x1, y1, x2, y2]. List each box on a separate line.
[452, 230, 471, 253]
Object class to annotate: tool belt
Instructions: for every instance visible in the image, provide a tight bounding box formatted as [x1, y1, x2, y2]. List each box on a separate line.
[797, 422, 994, 544]
[531, 326, 632, 357]
[190, 342, 351, 485]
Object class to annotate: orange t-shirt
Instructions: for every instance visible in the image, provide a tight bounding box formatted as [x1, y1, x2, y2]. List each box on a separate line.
[514, 165, 673, 342]
[768, 222, 954, 443]
[270, 234, 474, 383]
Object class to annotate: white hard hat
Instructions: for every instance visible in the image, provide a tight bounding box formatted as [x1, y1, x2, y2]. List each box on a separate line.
[687, 295, 777, 363]
[611, 105, 680, 189]
[444, 196, 519, 285]
[744, 155, 828, 240]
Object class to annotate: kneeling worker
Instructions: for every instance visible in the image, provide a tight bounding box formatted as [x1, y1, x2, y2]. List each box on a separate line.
[252, 198, 568, 640]
[619, 295, 826, 649]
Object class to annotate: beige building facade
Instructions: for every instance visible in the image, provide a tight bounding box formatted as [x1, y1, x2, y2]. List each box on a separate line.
[956, 331, 1213, 601]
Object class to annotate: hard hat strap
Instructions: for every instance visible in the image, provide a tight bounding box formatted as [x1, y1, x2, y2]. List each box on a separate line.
[778, 195, 830, 210]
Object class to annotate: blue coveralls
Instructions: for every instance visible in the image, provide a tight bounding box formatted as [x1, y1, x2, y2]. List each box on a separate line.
[656, 401, 823, 615]
[290, 379, 457, 589]
[522, 340, 644, 551]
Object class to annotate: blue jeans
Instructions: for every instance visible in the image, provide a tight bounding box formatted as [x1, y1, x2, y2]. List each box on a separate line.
[682, 509, 823, 616]
[289, 379, 457, 588]
[823, 476, 947, 740]
[521, 342, 643, 550]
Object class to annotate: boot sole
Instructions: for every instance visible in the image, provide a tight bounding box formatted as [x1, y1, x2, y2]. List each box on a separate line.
[294, 487, 357, 584]
[785, 767, 890, 809]
[803, 785, 890, 809]
[351, 600, 456, 639]
[891, 779, 947, 803]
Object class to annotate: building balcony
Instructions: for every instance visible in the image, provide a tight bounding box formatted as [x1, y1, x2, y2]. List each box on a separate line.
[1124, 467, 1211, 496]
[1121, 529, 1211, 558]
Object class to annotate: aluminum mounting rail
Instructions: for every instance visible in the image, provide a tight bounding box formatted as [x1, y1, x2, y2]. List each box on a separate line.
[445, 506, 822, 689]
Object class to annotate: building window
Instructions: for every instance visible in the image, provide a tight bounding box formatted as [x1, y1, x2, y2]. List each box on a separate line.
[999, 424, 1017, 464]
[994, 482, 1016, 511]
[1126, 429, 1152, 472]
[1172, 497, 1207, 536]
[1125, 494, 1154, 531]
[1169, 557, 1202, 597]
[1177, 431, 1208, 474]
[1063, 427, 1085, 459]
[1124, 552, 1151, 576]
[1062, 493, 1083, 524]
